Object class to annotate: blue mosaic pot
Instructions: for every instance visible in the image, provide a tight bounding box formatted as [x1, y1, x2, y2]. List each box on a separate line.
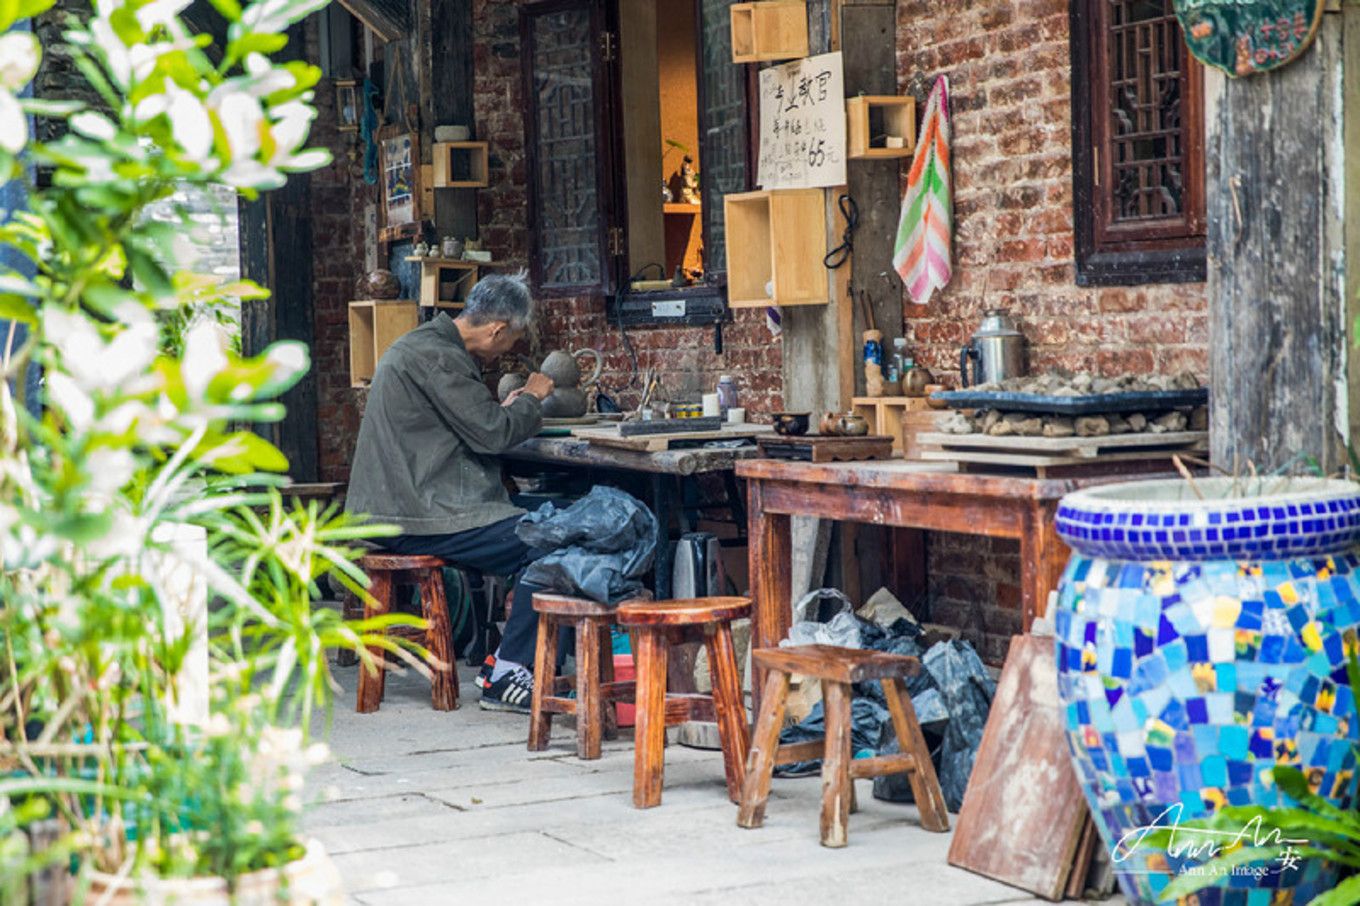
[1054, 477, 1360, 905]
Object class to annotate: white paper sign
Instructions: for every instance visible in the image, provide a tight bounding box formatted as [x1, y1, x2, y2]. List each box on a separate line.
[757, 51, 847, 190]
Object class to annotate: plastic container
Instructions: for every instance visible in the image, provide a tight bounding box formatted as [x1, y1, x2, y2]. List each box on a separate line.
[614, 654, 636, 727]
[716, 375, 738, 416]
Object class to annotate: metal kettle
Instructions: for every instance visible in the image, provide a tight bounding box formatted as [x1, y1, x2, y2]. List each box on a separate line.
[959, 308, 1025, 387]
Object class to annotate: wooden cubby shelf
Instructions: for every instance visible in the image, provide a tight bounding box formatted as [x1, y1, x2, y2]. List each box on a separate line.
[431, 141, 489, 188]
[730, 1, 809, 63]
[349, 300, 418, 387]
[723, 188, 828, 309]
[847, 95, 917, 160]
[405, 257, 503, 308]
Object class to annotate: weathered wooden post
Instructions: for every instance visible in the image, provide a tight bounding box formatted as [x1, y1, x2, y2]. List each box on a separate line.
[1204, 4, 1360, 473]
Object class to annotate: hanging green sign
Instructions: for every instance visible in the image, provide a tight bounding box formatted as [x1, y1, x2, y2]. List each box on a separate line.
[1174, 0, 1326, 77]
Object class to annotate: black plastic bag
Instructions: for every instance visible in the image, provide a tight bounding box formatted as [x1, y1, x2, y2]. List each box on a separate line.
[516, 487, 658, 604]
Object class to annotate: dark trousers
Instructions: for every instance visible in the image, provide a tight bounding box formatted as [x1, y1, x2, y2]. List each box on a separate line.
[382, 517, 545, 669]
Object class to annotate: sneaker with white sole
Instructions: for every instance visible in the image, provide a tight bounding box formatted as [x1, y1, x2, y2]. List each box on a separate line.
[479, 666, 534, 713]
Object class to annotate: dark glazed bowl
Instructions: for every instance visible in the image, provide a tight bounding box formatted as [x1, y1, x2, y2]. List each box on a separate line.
[772, 412, 810, 436]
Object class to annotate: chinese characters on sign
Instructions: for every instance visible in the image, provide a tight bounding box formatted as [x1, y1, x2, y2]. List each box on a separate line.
[1174, 0, 1325, 77]
[757, 51, 847, 190]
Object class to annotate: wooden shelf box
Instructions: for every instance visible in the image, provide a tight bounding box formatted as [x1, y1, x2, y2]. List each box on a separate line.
[730, 1, 809, 63]
[349, 300, 418, 387]
[847, 96, 917, 160]
[431, 141, 489, 188]
[851, 396, 948, 457]
[724, 189, 828, 308]
[406, 258, 487, 308]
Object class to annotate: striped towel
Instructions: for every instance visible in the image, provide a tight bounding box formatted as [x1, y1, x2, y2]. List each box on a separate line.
[892, 76, 952, 305]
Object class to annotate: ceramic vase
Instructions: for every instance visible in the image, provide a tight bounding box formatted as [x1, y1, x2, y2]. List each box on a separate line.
[1053, 477, 1360, 904]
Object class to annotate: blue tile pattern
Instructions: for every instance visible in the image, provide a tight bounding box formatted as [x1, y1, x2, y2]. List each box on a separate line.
[1057, 550, 1360, 903]
[1056, 495, 1360, 562]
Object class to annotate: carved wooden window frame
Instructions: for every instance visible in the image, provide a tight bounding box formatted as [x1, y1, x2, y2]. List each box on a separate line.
[1070, 0, 1207, 286]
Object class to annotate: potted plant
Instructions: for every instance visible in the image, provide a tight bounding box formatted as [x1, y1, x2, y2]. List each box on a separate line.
[1053, 475, 1360, 902]
[0, 0, 426, 900]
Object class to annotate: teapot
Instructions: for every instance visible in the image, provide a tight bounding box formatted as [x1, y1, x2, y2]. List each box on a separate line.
[498, 348, 604, 419]
[959, 308, 1025, 387]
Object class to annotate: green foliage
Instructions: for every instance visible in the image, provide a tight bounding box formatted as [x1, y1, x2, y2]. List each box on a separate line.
[0, 0, 430, 889]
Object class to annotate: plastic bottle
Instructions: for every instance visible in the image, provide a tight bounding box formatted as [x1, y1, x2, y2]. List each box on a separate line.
[716, 375, 738, 416]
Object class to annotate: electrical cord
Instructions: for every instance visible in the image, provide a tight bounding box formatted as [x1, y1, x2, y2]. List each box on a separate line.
[823, 193, 859, 270]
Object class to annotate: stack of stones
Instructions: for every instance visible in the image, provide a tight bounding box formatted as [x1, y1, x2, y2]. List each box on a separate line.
[939, 371, 1207, 438]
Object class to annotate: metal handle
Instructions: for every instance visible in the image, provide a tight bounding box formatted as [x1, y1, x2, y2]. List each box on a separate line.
[573, 348, 605, 389]
[958, 342, 974, 388]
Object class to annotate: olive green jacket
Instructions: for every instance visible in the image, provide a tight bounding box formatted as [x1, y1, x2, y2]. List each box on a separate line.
[345, 314, 542, 535]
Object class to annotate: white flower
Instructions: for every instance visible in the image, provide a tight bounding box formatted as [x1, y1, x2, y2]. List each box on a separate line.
[46, 309, 159, 393]
[181, 319, 229, 399]
[211, 88, 264, 160]
[268, 101, 314, 160]
[167, 86, 213, 162]
[0, 90, 27, 155]
[89, 19, 133, 88]
[70, 112, 118, 142]
[45, 372, 95, 431]
[0, 33, 40, 91]
[134, 0, 193, 31]
[84, 448, 137, 498]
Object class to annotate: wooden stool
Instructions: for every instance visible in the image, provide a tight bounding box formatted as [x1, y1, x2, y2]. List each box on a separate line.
[355, 553, 458, 713]
[616, 597, 752, 809]
[527, 593, 635, 760]
[738, 644, 949, 847]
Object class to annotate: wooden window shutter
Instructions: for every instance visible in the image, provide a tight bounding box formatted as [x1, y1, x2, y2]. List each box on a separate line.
[521, 0, 619, 296]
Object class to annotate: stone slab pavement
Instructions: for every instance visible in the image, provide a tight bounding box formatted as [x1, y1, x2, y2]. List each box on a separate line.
[307, 662, 1120, 906]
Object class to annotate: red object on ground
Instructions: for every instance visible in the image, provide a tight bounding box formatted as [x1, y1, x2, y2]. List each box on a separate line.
[614, 654, 636, 727]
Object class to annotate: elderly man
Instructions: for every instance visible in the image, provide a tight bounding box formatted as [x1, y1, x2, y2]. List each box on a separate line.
[346, 273, 554, 713]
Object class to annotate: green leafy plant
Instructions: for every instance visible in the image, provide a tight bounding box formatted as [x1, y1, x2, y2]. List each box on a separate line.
[0, 0, 428, 894]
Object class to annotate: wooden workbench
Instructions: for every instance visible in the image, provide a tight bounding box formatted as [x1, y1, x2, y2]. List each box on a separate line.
[735, 459, 1139, 664]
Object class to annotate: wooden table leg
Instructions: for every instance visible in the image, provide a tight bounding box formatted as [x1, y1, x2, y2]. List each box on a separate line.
[576, 616, 603, 760]
[819, 680, 853, 848]
[356, 572, 392, 713]
[748, 480, 793, 713]
[527, 613, 557, 752]
[706, 622, 751, 803]
[633, 627, 668, 809]
[1020, 501, 1071, 631]
[738, 669, 791, 829]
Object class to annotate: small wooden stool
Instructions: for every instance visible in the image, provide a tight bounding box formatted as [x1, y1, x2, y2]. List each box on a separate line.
[738, 644, 949, 847]
[527, 593, 635, 760]
[616, 597, 752, 809]
[355, 553, 458, 713]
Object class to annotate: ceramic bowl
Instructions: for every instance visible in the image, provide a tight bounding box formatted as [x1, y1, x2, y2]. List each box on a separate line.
[772, 412, 810, 436]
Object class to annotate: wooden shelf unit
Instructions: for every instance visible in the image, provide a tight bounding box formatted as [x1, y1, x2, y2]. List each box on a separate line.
[663, 203, 701, 215]
[402, 257, 496, 308]
[730, 1, 809, 63]
[349, 300, 418, 387]
[847, 96, 917, 160]
[723, 189, 828, 308]
[431, 141, 489, 188]
[850, 396, 947, 457]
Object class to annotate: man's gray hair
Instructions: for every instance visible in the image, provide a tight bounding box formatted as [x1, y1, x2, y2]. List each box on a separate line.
[460, 271, 534, 329]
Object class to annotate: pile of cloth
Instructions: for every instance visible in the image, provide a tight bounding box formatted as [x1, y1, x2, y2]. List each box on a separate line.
[775, 588, 995, 812]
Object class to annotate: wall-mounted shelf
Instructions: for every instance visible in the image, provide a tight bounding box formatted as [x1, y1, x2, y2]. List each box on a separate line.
[730, 2, 808, 63]
[723, 188, 828, 309]
[847, 96, 917, 160]
[405, 257, 503, 307]
[431, 141, 489, 188]
[349, 300, 418, 387]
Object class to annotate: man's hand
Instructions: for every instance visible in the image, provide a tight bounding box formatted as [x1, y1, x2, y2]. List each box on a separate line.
[523, 372, 554, 400]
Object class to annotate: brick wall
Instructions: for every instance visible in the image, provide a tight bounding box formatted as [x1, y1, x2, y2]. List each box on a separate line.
[472, 0, 784, 413]
[303, 20, 373, 483]
[894, 0, 1208, 661]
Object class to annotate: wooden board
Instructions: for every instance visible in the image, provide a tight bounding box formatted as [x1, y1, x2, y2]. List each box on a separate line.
[948, 634, 1089, 901]
[921, 449, 1205, 479]
[917, 430, 1207, 458]
[756, 434, 895, 463]
[572, 424, 770, 453]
